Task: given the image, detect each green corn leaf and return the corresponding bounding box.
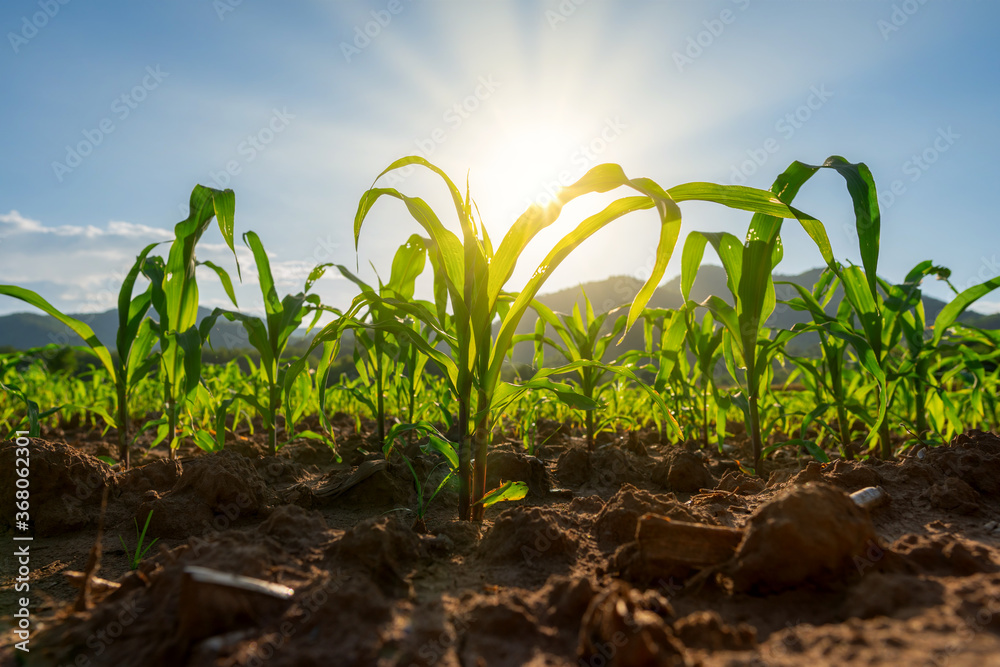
[387,234,428,300]
[244,231,282,320]
[0,285,116,379]
[492,375,599,412]
[125,318,159,387]
[813,157,880,297]
[700,295,741,342]
[423,432,460,470]
[932,274,1000,346]
[116,242,163,361]
[700,232,744,298]
[192,429,221,453]
[211,187,239,279]
[480,480,528,508]
[491,195,658,387]
[669,181,802,218]
[354,187,466,299]
[166,186,237,334]
[306,262,335,293]
[839,265,883,359]
[681,232,708,301]
[365,155,472,243]
[198,260,239,308]
[176,326,205,398]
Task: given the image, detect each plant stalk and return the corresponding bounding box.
[471,388,490,522]
[878,383,893,459]
[748,393,763,476]
[457,396,471,521]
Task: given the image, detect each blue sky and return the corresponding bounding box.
[1,0,998,318]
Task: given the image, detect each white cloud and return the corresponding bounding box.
[975,300,1000,315]
[0,209,349,317]
[0,211,174,241]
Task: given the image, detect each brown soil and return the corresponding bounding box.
[3,424,1000,666]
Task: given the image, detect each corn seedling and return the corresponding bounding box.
[202,231,321,455]
[119,509,159,570]
[347,155,823,519]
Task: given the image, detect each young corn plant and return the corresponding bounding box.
[681,156,890,473]
[331,234,432,445]
[1,241,173,466]
[885,263,1000,442]
[0,351,63,438]
[142,185,240,460]
[202,231,321,455]
[526,293,630,449]
[383,420,527,532]
[681,307,726,450]
[616,307,689,438]
[119,509,159,570]
[779,269,861,458]
[344,156,820,521]
[547,296,674,447]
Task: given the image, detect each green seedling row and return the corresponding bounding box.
[2,156,998,522]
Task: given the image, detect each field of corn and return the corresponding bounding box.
[3,156,1000,666]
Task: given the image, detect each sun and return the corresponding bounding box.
[473,122,587,227]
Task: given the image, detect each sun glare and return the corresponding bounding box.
[474,122,587,227]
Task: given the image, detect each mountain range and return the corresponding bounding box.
[1,267,996,358]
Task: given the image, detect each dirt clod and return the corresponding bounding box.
[717,469,765,494]
[578,581,685,667]
[479,506,577,568]
[329,515,421,596]
[891,532,998,576]
[138,450,274,538]
[727,482,876,593]
[555,447,592,487]
[257,504,329,553]
[1,439,113,534]
[651,450,715,493]
[922,476,981,514]
[593,484,714,548]
[840,572,944,619]
[673,610,757,651]
[485,450,551,498]
[117,458,182,496]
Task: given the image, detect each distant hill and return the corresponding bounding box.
[527,265,962,330]
[0,306,253,353]
[505,266,991,363]
[0,269,992,361]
